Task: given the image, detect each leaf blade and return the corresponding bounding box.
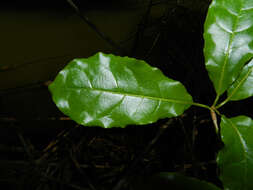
[204,0,253,96]
[227,60,253,101]
[49,52,193,128]
[217,115,253,190]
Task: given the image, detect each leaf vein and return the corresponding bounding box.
[227,118,248,188]
[64,86,192,105]
[227,67,253,101]
[216,22,233,34]
[131,97,144,118]
[242,6,253,11]
[98,95,126,119]
[216,4,243,96]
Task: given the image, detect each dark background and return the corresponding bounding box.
[0,0,252,189]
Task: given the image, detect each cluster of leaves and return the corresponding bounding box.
[49,0,253,189]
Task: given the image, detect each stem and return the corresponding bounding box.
[190,102,212,111]
[210,107,219,134]
[212,95,220,107]
[216,67,253,109]
[216,99,228,109]
[191,102,220,134]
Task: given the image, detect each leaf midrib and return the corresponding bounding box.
[228,67,253,100]
[227,118,248,189]
[217,4,243,96]
[64,86,192,105]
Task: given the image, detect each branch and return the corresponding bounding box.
[66,0,127,55]
[130,0,153,56]
[0,55,71,72]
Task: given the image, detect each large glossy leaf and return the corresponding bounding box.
[49,52,193,128]
[204,0,253,96]
[217,115,253,190]
[130,172,221,190]
[227,59,253,101]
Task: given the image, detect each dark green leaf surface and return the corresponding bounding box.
[217,116,253,190]
[49,52,192,128]
[227,60,253,101]
[131,172,221,190]
[204,0,253,96]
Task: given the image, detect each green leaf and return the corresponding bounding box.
[204,0,253,96]
[227,60,253,101]
[217,115,253,190]
[49,52,193,128]
[130,172,221,190]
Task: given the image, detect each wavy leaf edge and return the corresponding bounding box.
[217,115,253,190]
[227,61,253,101]
[49,52,193,128]
[204,0,253,97]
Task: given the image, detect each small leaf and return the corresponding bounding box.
[227,60,253,101]
[217,115,253,190]
[49,52,193,128]
[204,0,253,96]
[130,172,221,190]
